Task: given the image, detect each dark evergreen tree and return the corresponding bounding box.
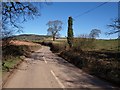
[67,16,74,48]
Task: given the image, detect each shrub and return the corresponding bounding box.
[73,35,95,52]
[50,43,66,53]
[60,50,120,85]
[60,50,86,69]
[2,45,32,61]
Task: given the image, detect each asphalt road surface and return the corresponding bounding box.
[3,46,117,89]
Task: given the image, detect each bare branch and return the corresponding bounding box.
[46,20,63,41]
[2,2,40,38]
[107,18,120,35]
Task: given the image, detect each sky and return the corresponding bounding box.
[19,1,118,39]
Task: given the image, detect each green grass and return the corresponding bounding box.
[2,41,41,73]
[4,57,20,68]
[95,39,119,51]
[35,38,119,52]
[2,56,22,72]
[9,34,119,51]
[73,38,119,51]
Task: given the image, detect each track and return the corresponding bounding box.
[3,46,117,89]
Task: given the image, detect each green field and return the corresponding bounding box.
[10,34,120,52]
[50,38,119,51]
[95,39,119,51]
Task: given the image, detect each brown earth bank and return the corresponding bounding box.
[2,40,41,58]
[2,40,40,46]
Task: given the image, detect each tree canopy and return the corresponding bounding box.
[89,29,101,39]
[67,16,74,48]
[46,20,63,41]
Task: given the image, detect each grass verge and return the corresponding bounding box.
[40,40,120,87]
[2,40,41,85]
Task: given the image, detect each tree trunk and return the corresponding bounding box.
[53,36,55,41]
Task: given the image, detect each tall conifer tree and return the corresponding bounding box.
[67,16,74,48]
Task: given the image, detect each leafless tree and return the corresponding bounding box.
[2,2,41,37]
[107,18,120,35]
[89,29,101,39]
[1,0,53,38]
[46,20,63,41]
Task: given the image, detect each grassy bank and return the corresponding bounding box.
[40,38,120,86]
[60,50,120,85]
[2,40,41,73]
[2,56,22,72]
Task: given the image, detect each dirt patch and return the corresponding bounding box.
[9,40,40,46]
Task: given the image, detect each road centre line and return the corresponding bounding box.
[50,70,65,89]
[42,52,65,89]
[43,57,47,64]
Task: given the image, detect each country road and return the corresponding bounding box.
[3,46,117,89]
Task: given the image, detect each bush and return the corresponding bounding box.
[41,41,52,47]
[2,45,32,61]
[73,37,95,52]
[60,50,86,69]
[50,43,66,53]
[41,41,66,53]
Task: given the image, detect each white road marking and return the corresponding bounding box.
[43,57,47,64]
[50,70,65,89]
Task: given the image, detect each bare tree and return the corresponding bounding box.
[1,1,53,38]
[107,18,120,35]
[46,20,63,41]
[89,29,101,39]
[2,2,41,37]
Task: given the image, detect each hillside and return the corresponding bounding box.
[2,34,52,42]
